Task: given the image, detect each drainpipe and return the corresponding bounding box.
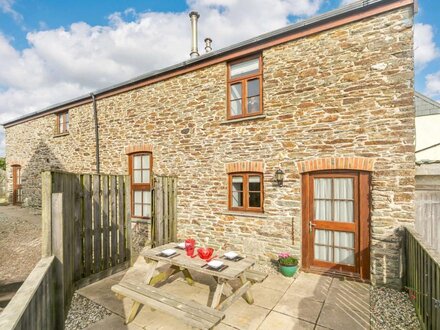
[91,93,100,174]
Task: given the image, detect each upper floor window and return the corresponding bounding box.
[129,153,152,219]
[228,172,263,212]
[227,55,262,119]
[56,111,69,134]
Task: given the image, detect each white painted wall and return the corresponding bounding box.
[416,113,440,161]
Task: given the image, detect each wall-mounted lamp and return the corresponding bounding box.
[275,169,285,187]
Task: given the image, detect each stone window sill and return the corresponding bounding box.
[131,217,151,224]
[217,210,268,218]
[220,114,266,125]
[53,132,69,138]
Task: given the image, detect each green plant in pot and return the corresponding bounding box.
[278,252,298,277]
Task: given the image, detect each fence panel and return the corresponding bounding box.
[152,175,178,247]
[416,189,440,253]
[405,227,440,330]
[0,257,56,330]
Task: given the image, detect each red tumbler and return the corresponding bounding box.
[185,239,196,256]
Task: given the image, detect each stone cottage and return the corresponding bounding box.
[3,0,416,287]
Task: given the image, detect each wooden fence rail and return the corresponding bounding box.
[405,226,440,330]
[0,256,56,329]
[152,175,177,247]
[415,189,440,253]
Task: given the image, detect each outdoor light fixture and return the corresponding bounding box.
[275,169,285,187]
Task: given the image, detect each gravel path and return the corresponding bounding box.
[65,293,112,329]
[371,286,421,329]
[0,205,42,313]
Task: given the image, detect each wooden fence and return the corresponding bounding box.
[0,257,56,329]
[0,171,132,329]
[415,189,440,253]
[152,175,177,247]
[404,226,440,330]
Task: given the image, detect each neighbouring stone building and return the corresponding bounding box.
[3,0,416,287]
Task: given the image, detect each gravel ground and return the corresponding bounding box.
[65,293,112,329]
[0,205,42,313]
[371,286,421,329]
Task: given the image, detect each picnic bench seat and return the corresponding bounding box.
[111,279,225,329]
[244,269,268,283]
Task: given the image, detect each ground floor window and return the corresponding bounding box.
[128,153,152,219]
[228,172,263,212]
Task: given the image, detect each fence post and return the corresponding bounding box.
[41,172,52,257]
[124,175,132,265]
[51,192,65,329]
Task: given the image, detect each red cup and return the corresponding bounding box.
[185,239,195,256]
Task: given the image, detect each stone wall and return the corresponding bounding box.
[5,5,415,287]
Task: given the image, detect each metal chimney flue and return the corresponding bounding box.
[189,11,200,58]
[204,37,212,53]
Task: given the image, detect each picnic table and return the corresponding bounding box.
[111,242,267,329]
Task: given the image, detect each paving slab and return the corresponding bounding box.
[285,274,332,302]
[222,299,271,330]
[317,302,370,330]
[258,311,315,330]
[85,314,143,330]
[273,293,323,323]
[251,284,285,309]
[258,273,295,292]
[132,306,194,329]
[325,287,370,314]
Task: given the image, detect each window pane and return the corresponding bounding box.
[247,96,260,114]
[143,204,151,217]
[134,156,142,170]
[134,191,142,203]
[314,179,332,199]
[314,244,332,262]
[232,176,243,191]
[247,79,259,97]
[230,100,242,116]
[134,204,142,217]
[315,229,332,245]
[133,170,142,183]
[142,155,150,169]
[230,83,242,100]
[334,231,354,249]
[248,175,260,191]
[334,248,355,265]
[230,58,259,79]
[249,192,261,207]
[232,192,243,207]
[334,178,353,199]
[142,170,150,183]
[334,201,354,222]
[314,200,332,221]
[143,191,151,204]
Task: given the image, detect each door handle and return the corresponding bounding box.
[309,221,316,233]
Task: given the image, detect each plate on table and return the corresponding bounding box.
[223,251,244,262]
[176,242,186,249]
[159,248,177,257]
[208,260,224,269]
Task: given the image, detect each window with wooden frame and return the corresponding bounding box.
[56,111,69,134]
[12,165,22,205]
[129,153,152,219]
[227,55,263,119]
[228,173,263,212]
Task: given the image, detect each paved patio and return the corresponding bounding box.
[77,263,371,329]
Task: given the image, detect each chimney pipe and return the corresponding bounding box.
[204,37,212,53]
[189,11,200,58]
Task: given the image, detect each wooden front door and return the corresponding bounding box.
[302,171,370,280]
[12,165,22,205]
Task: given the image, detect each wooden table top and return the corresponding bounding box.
[141,243,255,280]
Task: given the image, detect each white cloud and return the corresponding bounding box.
[0,0,325,156]
[0,0,23,23]
[340,0,357,6]
[414,23,439,70]
[426,72,440,98]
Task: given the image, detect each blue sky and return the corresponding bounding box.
[0,0,439,156]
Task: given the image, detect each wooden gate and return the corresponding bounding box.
[152,175,177,247]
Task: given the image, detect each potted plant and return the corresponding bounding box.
[278,252,298,277]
